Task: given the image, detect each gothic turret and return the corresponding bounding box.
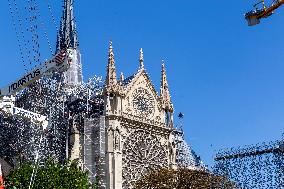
[56,0,83,86]
[160,61,174,127]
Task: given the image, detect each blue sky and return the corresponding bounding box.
[0,0,284,167]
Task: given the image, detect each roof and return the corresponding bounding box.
[121,74,136,86]
[175,130,207,170]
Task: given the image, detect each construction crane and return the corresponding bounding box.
[0,48,74,129]
[0,47,75,189]
[245,0,284,26]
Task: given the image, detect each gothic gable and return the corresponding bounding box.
[121,69,163,121]
[124,70,158,99]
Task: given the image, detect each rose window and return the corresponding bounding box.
[122,130,168,188]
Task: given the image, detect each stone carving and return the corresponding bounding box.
[114,129,120,151]
[169,133,177,165]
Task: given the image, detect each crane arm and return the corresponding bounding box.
[0,48,72,97]
[0,48,75,130]
[245,0,284,26]
[259,0,284,18]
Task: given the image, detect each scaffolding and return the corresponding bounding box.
[214,137,284,188]
[83,117,106,187]
[175,129,205,170]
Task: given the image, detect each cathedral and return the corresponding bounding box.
[0,0,204,188]
[58,1,205,188]
[84,41,180,188]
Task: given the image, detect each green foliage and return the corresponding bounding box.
[134,167,236,189]
[4,159,97,189]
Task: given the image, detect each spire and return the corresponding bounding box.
[160,61,173,112]
[56,0,83,86]
[56,0,79,51]
[139,48,144,69]
[106,41,117,87]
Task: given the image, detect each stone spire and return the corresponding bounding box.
[105,41,117,87]
[160,61,173,112]
[139,48,144,69]
[56,0,83,86]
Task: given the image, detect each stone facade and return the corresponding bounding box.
[58,5,179,187]
[91,42,177,189]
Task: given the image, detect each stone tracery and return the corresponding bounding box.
[122,130,168,188]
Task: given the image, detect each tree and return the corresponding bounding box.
[4,159,97,189]
[134,167,236,189]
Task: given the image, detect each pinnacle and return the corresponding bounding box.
[139,48,144,69]
[120,72,124,81]
[109,40,113,51]
[161,60,165,68]
[160,61,173,112]
[108,40,114,59]
[106,41,117,87]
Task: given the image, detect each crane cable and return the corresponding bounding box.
[26,0,41,66]
[44,0,60,56]
[14,0,34,69]
[8,0,28,72]
[45,0,59,36]
[34,0,53,55]
[7,0,75,70]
